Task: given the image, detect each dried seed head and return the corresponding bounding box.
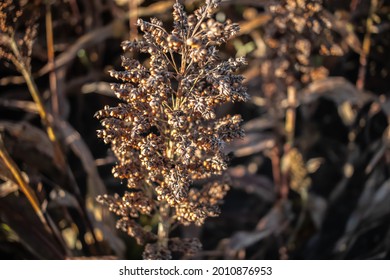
[261,0,344,115]
[0,1,38,71]
[96,0,247,258]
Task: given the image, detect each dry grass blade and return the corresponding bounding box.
[3,34,66,168]
[238,14,271,35]
[228,229,272,251]
[45,1,60,116]
[0,121,62,173]
[0,179,19,198]
[298,77,372,106]
[0,194,66,259]
[57,120,125,256]
[356,0,378,90]
[225,133,275,157]
[228,166,275,202]
[59,120,107,200]
[0,134,47,228]
[0,99,39,114]
[226,201,290,252]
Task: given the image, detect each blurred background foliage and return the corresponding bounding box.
[0,0,390,259]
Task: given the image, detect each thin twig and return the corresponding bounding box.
[129,0,138,40]
[356,0,378,90]
[285,86,296,146]
[270,145,282,195]
[45,0,60,116]
[0,135,69,257]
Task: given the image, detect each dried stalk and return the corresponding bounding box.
[285,86,297,146]
[0,135,47,228]
[356,0,378,90]
[8,36,65,168]
[45,0,60,116]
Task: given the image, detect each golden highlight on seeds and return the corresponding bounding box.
[95,0,248,259]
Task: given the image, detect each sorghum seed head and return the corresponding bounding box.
[96,0,247,259]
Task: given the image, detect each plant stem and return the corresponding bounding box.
[9,37,65,168]
[0,135,69,257]
[356,0,378,90]
[157,202,170,248]
[45,0,60,116]
[0,135,47,228]
[285,86,296,146]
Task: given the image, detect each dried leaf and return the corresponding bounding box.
[226,133,275,157]
[228,166,275,202]
[307,194,327,229]
[228,229,272,251]
[0,180,18,198]
[299,77,372,106]
[56,120,125,256]
[0,194,66,259]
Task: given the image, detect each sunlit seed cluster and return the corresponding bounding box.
[95,0,247,258]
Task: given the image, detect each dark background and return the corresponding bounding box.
[0,0,390,259]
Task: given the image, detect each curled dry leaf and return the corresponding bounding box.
[299,77,373,106]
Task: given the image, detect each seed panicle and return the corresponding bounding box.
[95,0,247,259]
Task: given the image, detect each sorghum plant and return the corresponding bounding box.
[95,0,248,259]
[260,0,344,114]
[0,0,65,166]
